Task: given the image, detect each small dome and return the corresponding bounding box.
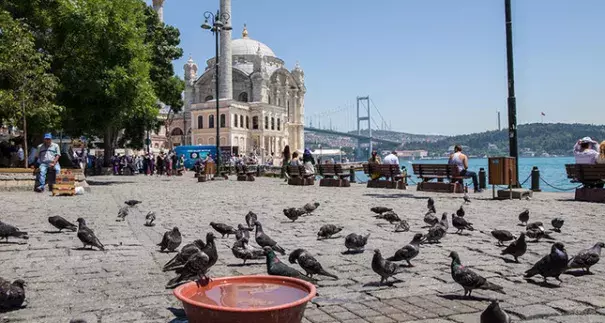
[231,25,276,57]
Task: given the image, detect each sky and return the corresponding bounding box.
[150,0,605,136]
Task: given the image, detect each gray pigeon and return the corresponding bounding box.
[456,206,465,218]
[526,221,543,231]
[424,223,447,244]
[501,232,527,262]
[438,213,449,230]
[303,202,320,215]
[235,224,253,241]
[372,249,405,285]
[386,233,423,266]
[317,224,343,239]
[491,230,515,246]
[481,300,511,323]
[378,211,401,224]
[245,211,258,228]
[76,218,104,251]
[518,209,529,225]
[0,278,25,310]
[568,242,605,273]
[463,193,471,204]
[263,247,316,283]
[394,220,410,232]
[289,249,338,279]
[371,206,393,215]
[163,239,206,272]
[231,237,264,265]
[48,216,77,232]
[254,221,285,255]
[452,214,474,234]
[551,218,564,232]
[210,222,237,238]
[0,221,28,242]
[116,206,129,221]
[427,197,436,214]
[424,212,439,227]
[524,242,568,283]
[166,249,213,289]
[158,227,182,252]
[144,211,156,227]
[283,208,304,222]
[526,226,555,242]
[449,251,505,297]
[344,233,370,252]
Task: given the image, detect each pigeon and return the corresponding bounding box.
[116,206,129,221]
[232,237,264,265]
[481,300,511,323]
[48,216,77,232]
[317,224,343,239]
[526,221,543,231]
[551,218,564,232]
[76,218,104,251]
[289,249,338,279]
[518,209,529,225]
[283,208,305,222]
[235,224,253,241]
[371,206,393,215]
[263,247,316,283]
[463,193,471,204]
[303,202,320,215]
[0,278,26,310]
[425,223,447,244]
[166,249,213,289]
[382,211,401,224]
[0,221,28,242]
[452,214,474,234]
[254,221,286,255]
[372,249,405,285]
[438,212,449,230]
[158,227,182,252]
[210,222,237,238]
[456,206,465,218]
[124,200,141,207]
[163,239,206,272]
[449,251,505,297]
[144,211,156,227]
[491,230,515,246]
[394,220,410,232]
[245,211,258,228]
[524,242,569,283]
[526,226,555,242]
[427,197,436,214]
[344,233,370,252]
[424,212,439,227]
[567,242,605,273]
[386,233,423,266]
[501,233,527,262]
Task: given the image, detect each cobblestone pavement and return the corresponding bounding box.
[1,175,605,322]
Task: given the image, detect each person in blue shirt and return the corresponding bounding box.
[33,133,61,192]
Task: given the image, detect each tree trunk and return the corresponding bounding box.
[103,128,116,167]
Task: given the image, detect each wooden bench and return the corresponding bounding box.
[287,165,315,186]
[565,164,605,203]
[362,163,406,189]
[236,164,256,182]
[412,164,470,193]
[317,164,351,187]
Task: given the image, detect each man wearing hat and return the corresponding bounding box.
[34,133,61,192]
[574,136,599,164]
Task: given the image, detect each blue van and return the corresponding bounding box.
[174,145,217,169]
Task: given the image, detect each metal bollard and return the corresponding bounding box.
[479,168,486,189]
[531,166,541,192]
[349,166,355,183]
[401,166,408,185]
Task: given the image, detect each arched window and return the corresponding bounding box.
[171,128,184,136]
[287,101,290,119]
[197,116,203,129]
[240,115,244,128]
[205,95,214,102]
[220,114,226,128]
[265,116,269,129]
[277,118,281,131]
[271,117,275,130]
[234,114,238,128]
[238,92,248,102]
[277,98,281,107]
[252,116,258,129]
[268,96,272,105]
[209,114,215,128]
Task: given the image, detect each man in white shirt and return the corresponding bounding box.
[574,137,599,164]
[34,133,61,192]
[383,151,400,166]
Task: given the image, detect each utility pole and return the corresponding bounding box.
[505,0,519,186]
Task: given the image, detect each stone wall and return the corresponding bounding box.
[0,168,88,192]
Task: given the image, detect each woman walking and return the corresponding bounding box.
[281,145,291,180]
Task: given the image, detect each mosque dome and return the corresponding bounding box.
[231,24,276,57]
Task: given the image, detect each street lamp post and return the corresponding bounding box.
[504,0,519,186]
[202,10,231,177]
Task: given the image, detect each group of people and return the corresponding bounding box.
[110,151,186,176]
[280,145,317,179]
[573,136,605,165]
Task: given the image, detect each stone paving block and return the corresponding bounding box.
[364,315,396,323]
[553,315,605,323]
[319,305,349,314]
[576,296,605,308]
[508,304,561,320]
[446,312,481,323]
[598,308,605,315]
[546,299,594,314]
[521,320,557,323]
[348,307,382,318]
[329,310,362,321]
[307,313,338,323]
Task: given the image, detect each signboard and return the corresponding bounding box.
[174,145,217,169]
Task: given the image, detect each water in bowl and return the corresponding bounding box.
[190,282,308,309]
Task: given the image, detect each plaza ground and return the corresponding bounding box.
[1,175,605,322]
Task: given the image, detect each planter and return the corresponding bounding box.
[173,275,316,323]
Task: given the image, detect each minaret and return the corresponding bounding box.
[219,0,233,100]
[183,56,198,112]
[152,0,165,23]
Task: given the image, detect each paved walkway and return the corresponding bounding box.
[1,175,605,322]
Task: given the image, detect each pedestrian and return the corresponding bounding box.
[32,133,61,192]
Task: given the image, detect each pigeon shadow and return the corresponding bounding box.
[144,223,156,227]
[317,236,342,240]
[363,279,403,287]
[437,294,492,302]
[87,180,135,186]
[0,305,27,313]
[564,270,593,277]
[455,232,472,236]
[0,241,27,245]
[227,262,263,267]
[517,224,527,227]
[341,250,365,255]
[500,257,520,264]
[524,278,561,288]
[280,221,304,224]
[362,193,416,199]
[166,307,187,319]
[71,247,102,251]
[42,230,67,234]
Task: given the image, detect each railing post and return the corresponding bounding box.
[479,167,486,189]
[401,166,408,185]
[349,166,355,183]
[531,166,541,192]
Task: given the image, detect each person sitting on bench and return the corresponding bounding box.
[367,150,382,180]
[574,137,599,164]
[33,133,61,193]
[448,145,481,193]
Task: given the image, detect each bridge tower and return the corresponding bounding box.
[356,96,371,161]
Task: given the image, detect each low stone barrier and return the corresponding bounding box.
[0,168,89,192]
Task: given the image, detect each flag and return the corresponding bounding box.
[541,112,546,116]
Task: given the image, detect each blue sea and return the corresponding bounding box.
[354,157,577,193]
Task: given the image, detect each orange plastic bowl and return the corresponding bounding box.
[173,275,316,323]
